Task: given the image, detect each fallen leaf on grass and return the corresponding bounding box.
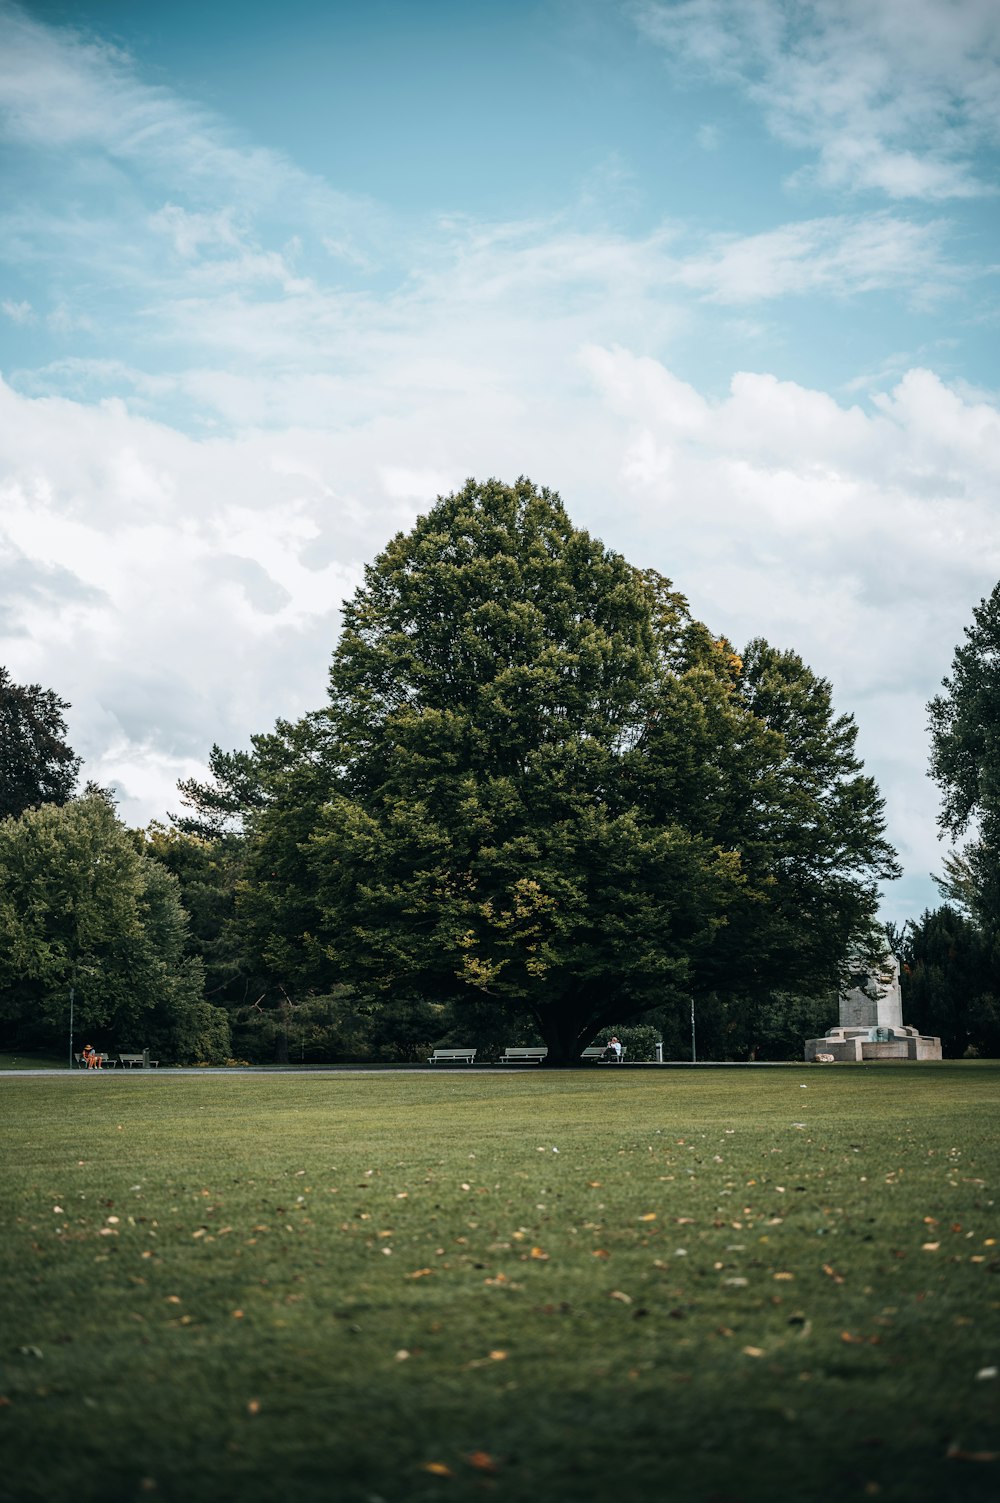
[247,1400,260,1416]
[742,1346,765,1358]
[822,1264,845,1284]
[922,1242,940,1252]
[774,1272,795,1281]
[462,1350,508,1369]
[592,1249,610,1259]
[467,1452,499,1472]
[423,1462,453,1476]
[407,1268,433,1279]
[609,1290,633,1304]
[530,1246,549,1260]
[638,1213,657,1222]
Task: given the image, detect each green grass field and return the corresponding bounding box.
[1,1065,998,1503]
[0,1052,69,1071]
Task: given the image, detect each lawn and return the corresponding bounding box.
[0,1051,70,1071]
[1,1064,998,1503]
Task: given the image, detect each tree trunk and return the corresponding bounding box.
[538,1010,595,1067]
[275,1000,290,1064]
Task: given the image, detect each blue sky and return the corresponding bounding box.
[1,0,999,925]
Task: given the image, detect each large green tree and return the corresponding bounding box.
[897,906,1000,1059]
[928,582,1000,935]
[218,478,895,1063]
[0,667,81,820]
[0,794,229,1062]
[910,584,1000,1062]
[691,638,899,1021]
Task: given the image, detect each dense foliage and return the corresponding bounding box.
[0,666,81,820]
[0,794,229,1062]
[897,584,1000,1059]
[182,478,897,1063]
[896,906,1000,1059]
[928,581,1000,938]
[1,484,910,1064]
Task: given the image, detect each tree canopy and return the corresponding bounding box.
[0,666,81,820]
[205,477,896,1063]
[896,906,1000,1059]
[928,581,1000,935]
[909,582,1000,1060]
[0,793,229,1062]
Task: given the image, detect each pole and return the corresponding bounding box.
[691,997,696,1064]
[69,984,75,1069]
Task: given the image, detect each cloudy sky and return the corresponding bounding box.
[1,0,998,923]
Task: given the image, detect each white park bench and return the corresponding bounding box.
[118,1053,160,1068]
[580,1045,627,1063]
[427,1048,477,1065]
[499,1047,548,1064]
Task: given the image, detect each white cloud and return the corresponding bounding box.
[635,0,1000,199]
[1,354,997,925]
[2,297,33,323]
[148,203,244,259]
[0,0,995,929]
[0,3,974,412]
[579,346,1000,909]
[380,466,460,501]
[670,214,953,304]
[0,3,382,261]
[47,301,93,333]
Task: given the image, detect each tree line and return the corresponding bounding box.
[1,479,996,1063]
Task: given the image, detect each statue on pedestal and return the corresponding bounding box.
[804,938,942,1062]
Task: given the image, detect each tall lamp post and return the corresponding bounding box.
[691,996,697,1064]
[68,963,95,1068]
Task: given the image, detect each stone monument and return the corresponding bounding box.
[804,945,943,1061]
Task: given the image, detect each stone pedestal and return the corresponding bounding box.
[804,949,942,1062]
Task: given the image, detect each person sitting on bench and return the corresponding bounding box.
[603,1035,622,1062]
